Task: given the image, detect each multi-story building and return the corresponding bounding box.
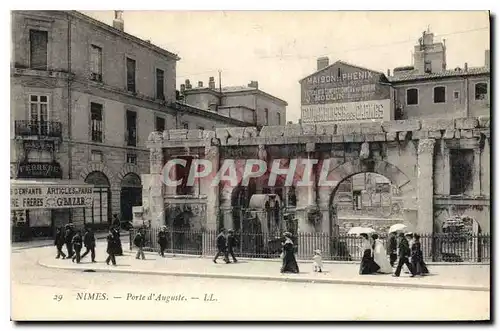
[181,79,287,127]
[298,29,490,229]
[10,10,252,239]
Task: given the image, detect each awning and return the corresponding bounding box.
[11,179,95,210]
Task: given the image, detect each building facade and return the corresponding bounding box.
[10,10,253,239]
[181,79,288,127]
[297,30,490,229]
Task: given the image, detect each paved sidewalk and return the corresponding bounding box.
[38,242,490,292]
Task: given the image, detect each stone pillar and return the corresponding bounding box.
[480,137,490,197]
[417,139,435,235]
[473,147,481,196]
[220,186,233,230]
[149,146,165,228]
[203,144,219,231]
[434,141,450,195]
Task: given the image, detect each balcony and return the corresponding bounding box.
[14,120,62,140]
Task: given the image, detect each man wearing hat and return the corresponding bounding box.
[226,229,238,263]
[157,226,168,258]
[213,228,229,264]
[393,232,415,277]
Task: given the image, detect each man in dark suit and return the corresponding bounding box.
[213,229,229,264]
[81,227,96,262]
[387,233,398,267]
[393,232,415,277]
[226,229,238,263]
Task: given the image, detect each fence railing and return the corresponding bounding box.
[129,228,490,263]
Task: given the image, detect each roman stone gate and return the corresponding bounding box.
[144,117,490,255]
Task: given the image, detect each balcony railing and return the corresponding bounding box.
[14,120,62,139]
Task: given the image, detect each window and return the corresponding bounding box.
[433,86,446,103]
[91,150,103,162]
[90,45,102,81]
[27,150,52,163]
[424,61,432,73]
[182,122,189,130]
[90,102,103,142]
[155,116,165,132]
[450,149,474,195]
[197,126,205,130]
[454,91,460,100]
[337,68,342,77]
[156,68,165,100]
[475,83,488,100]
[126,58,136,93]
[126,110,137,146]
[406,88,418,105]
[277,112,281,125]
[29,94,49,135]
[352,190,362,210]
[29,30,48,70]
[126,153,137,165]
[264,108,269,125]
[175,156,195,195]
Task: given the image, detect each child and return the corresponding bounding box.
[134,229,146,260]
[313,249,323,272]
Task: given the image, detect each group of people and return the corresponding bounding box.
[359,231,429,277]
[54,220,123,266]
[213,228,239,263]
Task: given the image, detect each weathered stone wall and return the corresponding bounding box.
[146,117,491,246]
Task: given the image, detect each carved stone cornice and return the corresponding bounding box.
[417,139,435,155]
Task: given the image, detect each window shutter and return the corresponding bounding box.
[30,30,48,70]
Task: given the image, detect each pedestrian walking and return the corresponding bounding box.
[105,229,117,266]
[411,234,429,276]
[81,227,96,262]
[64,224,75,258]
[280,232,299,273]
[213,229,229,264]
[312,249,323,272]
[387,232,398,267]
[134,229,146,260]
[393,232,415,277]
[54,227,66,259]
[226,229,238,263]
[157,226,167,257]
[112,213,121,228]
[113,226,123,256]
[71,230,83,263]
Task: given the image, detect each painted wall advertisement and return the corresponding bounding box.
[300,63,392,123]
[11,185,94,210]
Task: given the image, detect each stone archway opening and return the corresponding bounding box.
[85,171,111,228]
[120,173,142,222]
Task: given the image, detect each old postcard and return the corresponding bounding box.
[9,9,490,321]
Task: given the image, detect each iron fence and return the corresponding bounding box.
[129,228,490,263]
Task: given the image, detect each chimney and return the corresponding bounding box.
[198,81,203,88]
[208,77,215,89]
[248,81,259,89]
[185,79,192,89]
[113,11,124,31]
[387,69,391,76]
[485,50,490,68]
[464,63,468,72]
[317,57,329,71]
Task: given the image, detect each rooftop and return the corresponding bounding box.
[389,66,490,83]
[183,85,288,106]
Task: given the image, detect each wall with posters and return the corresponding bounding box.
[300,61,393,123]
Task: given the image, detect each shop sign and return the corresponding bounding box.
[17,162,63,179]
[11,185,94,210]
[301,99,390,123]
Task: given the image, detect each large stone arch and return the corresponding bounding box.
[327,158,412,205]
[79,162,114,182]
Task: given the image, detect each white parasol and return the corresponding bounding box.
[347,227,376,235]
[389,223,407,233]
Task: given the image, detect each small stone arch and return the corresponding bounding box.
[79,163,113,182]
[117,164,141,183]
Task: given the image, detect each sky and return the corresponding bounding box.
[82,11,490,123]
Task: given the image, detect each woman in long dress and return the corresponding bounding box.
[280,232,299,273]
[359,233,379,274]
[411,234,429,275]
[371,233,393,273]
